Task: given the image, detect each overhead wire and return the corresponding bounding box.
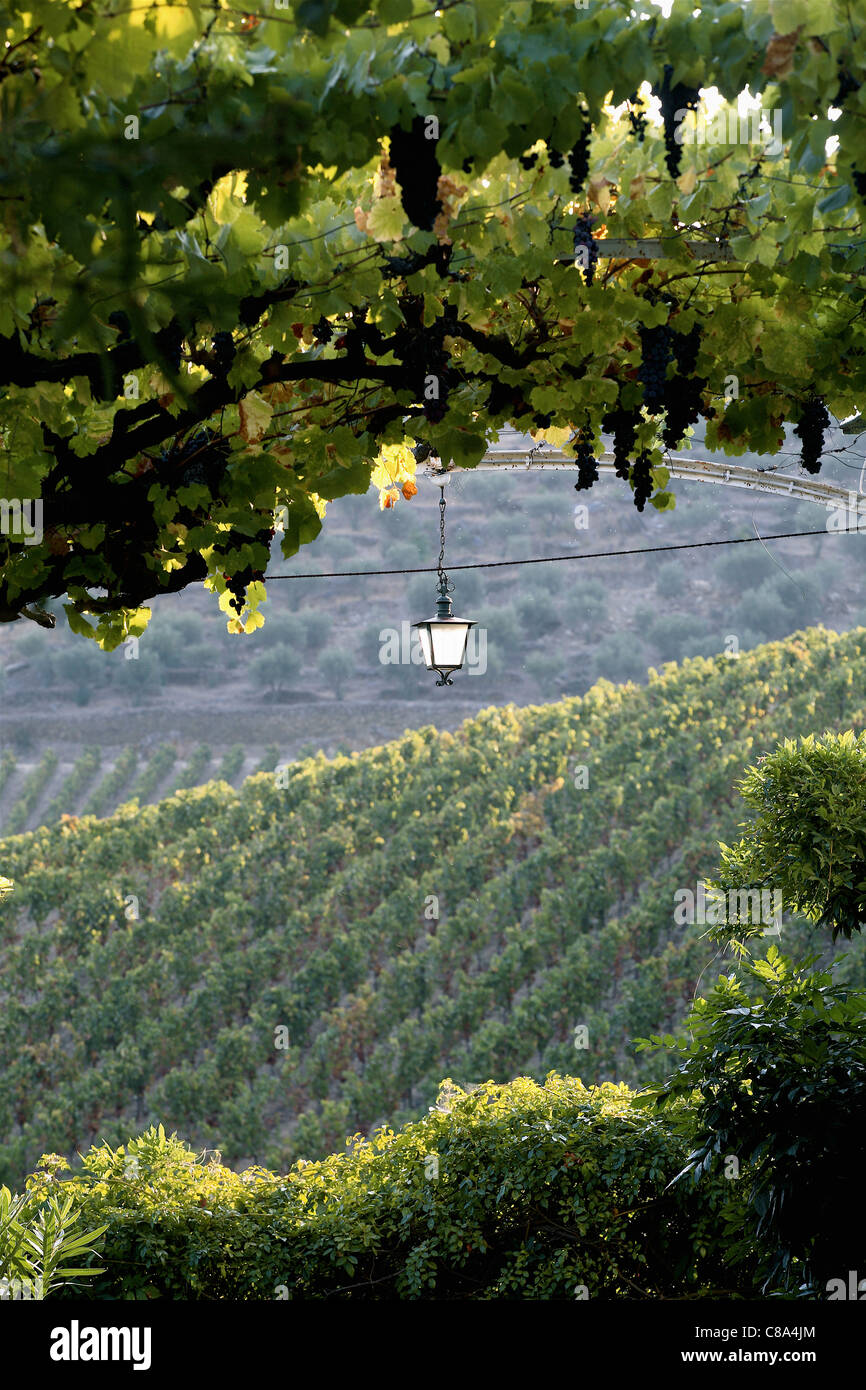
[268,526,858,581]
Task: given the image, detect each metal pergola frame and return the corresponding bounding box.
[421,430,866,517]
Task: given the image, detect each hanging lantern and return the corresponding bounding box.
[412,484,476,686]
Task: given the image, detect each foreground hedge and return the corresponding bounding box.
[38,1075,753,1300]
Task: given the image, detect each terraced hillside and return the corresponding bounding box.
[1,625,865,1185]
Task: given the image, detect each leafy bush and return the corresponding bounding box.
[712,730,866,941]
[638,951,866,1295]
[48,1083,751,1301]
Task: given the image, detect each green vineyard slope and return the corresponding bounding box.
[0,626,864,1184]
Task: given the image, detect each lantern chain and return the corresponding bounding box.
[437,486,454,595]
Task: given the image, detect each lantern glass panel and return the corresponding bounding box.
[428,620,472,671]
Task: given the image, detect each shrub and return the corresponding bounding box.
[638,952,866,1295]
[712,729,866,941]
[47,1081,751,1301]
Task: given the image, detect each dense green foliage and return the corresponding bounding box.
[1,625,865,1184]
[1,0,864,643]
[712,730,866,941]
[639,949,866,1295]
[40,1081,751,1301]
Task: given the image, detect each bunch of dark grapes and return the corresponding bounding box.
[312,316,334,345]
[162,322,184,373]
[533,411,554,429]
[573,215,598,286]
[631,449,654,511]
[854,169,866,197]
[568,114,593,196]
[602,405,639,479]
[834,59,861,105]
[655,64,700,177]
[108,310,131,340]
[165,428,230,491]
[224,523,272,616]
[212,331,235,376]
[548,148,565,169]
[627,101,647,144]
[638,323,673,411]
[662,323,705,449]
[392,296,456,424]
[572,427,599,492]
[519,151,538,170]
[795,396,830,474]
[226,568,252,616]
[389,116,442,231]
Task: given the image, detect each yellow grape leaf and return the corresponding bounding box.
[537,426,573,448]
[588,176,613,214]
[238,391,273,443]
[677,165,698,196]
[365,196,408,242]
[370,442,416,492]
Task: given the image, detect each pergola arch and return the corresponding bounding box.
[420,426,866,519]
